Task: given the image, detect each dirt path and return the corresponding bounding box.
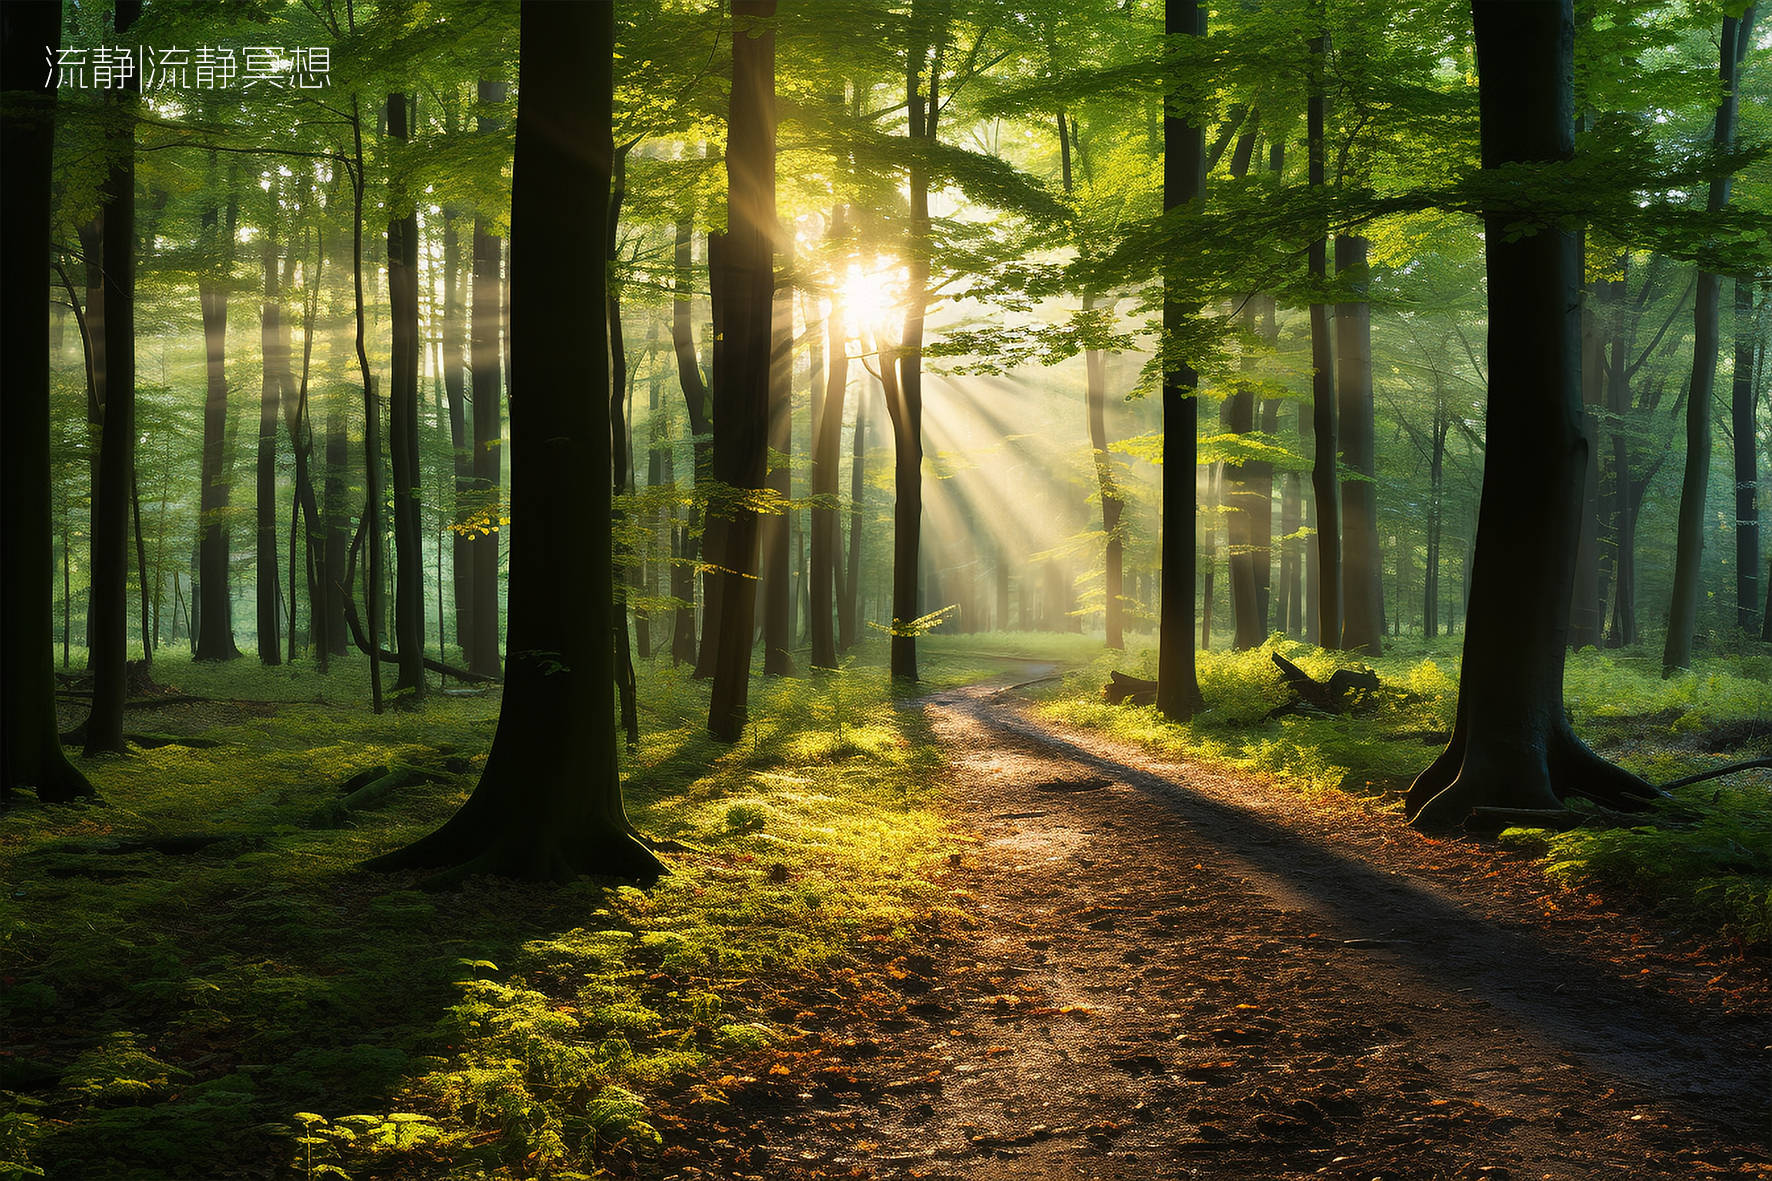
[653,675,1771,1181]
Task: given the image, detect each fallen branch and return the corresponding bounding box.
[335,583,494,684]
[1102,671,1157,706]
[1265,653,1381,719]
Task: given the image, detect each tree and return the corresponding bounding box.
[1336,233,1383,654]
[368,0,662,885]
[1664,6,1756,674]
[84,0,144,753]
[194,158,241,665]
[387,91,426,699]
[1735,277,1762,633]
[809,209,850,670]
[1156,0,1205,721]
[1306,15,1342,651]
[256,194,284,666]
[706,0,778,739]
[2,0,94,803]
[1405,0,1656,830]
[467,78,506,681]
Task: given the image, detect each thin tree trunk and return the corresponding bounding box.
[1308,21,1342,651]
[387,92,426,698]
[811,228,848,669]
[1157,0,1205,720]
[257,227,284,664]
[351,96,386,715]
[467,79,506,681]
[1733,278,1761,633]
[1335,234,1382,654]
[608,146,640,747]
[1664,8,1755,673]
[841,392,865,650]
[762,257,795,675]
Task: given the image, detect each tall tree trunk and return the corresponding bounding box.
[1201,463,1219,650]
[1335,234,1382,654]
[1407,0,1654,829]
[706,0,778,739]
[78,214,105,656]
[1280,462,1302,636]
[671,216,711,668]
[2,0,95,801]
[195,186,241,664]
[84,1,144,754]
[468,79,507,681]
[811,222,848,669]
[324,406,349,655]
[1085,297,1127,649]
[1157,0,1205,720]
[1568,279,1605,648]
[367,0,661,885]
[387,92,426,698]
[762,259,795,675]
[1664,7,1755,673]
[608,147,640,746]
[885,12,941,683]
[257,226,284,664]
[1732,278,1761,633]
[351,97,386,714]
[1307,22,1342,650]
[841,392,865,650]
[442,212,472,661]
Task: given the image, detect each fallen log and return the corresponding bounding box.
[335,584,495,684]
[1265,653,1381,719]
[1102,671,1158,706]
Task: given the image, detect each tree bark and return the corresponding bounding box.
[366,0,661,885]
[1732,278,1761,634]
[1157,0,1205,720]
[706,0,778,738]
[1407,0,1655,829]
[442,211,472,660]
[467,79,506,681]
[387,92,426,699]
[1335,234,1382,654]
[1664,7,1755,673]
[841,392,866,650]
[83,1,145,754]
[762,256,795,675]
[1308,23,1342,650]
[672,216,712,668]
[811,215,848,669]
[608,146,640,747]
[257,224,284,664]
[2,0,95,801]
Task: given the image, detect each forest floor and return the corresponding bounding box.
[650,666,1772,1181]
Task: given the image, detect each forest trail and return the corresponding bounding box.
[653,670,1771,1181]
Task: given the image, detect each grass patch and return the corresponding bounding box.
[1035,633,1772,944]
[2,640,958,1180]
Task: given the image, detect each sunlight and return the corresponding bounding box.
[838,258,906,338]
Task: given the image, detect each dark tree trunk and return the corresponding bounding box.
[1664,8,1755,673]
[257,228,284,664]
[350,97,386,715]
[78,215,105,657]
[1201,463,1219,650]
[83,1,144,753]
[468,79,506,681]
[885,13,941,684]
[1085,298,1127,649]
[323,407,349,656]
[1732,279,1761,633]
[608,147,639,747]
[1308,25,1342,651]
[1157,0,1205,720]
[387,92,426,698]
[1407,0,1655,829]
[1335,234,1382,655]
[762,261,795,675]
[811,219,848,669]
[1568,280,1605,648]
[841,393,865,650]
[2,0,95,801]
[367,0,660,885]
[706,0,777,739]
[671,216,711,668]
[1280,463,1302,636]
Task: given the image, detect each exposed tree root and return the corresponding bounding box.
[1407,723,1661,831]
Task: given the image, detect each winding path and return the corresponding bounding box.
[656,673,1771,1180]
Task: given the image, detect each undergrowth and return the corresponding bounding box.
[1035,633,1772,946]
[1,637,973,1180]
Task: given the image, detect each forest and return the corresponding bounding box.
[1,0,1770,1177]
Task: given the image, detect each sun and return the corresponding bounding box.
[837,259,903,336]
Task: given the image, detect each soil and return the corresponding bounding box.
[649,668,1772,1181]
